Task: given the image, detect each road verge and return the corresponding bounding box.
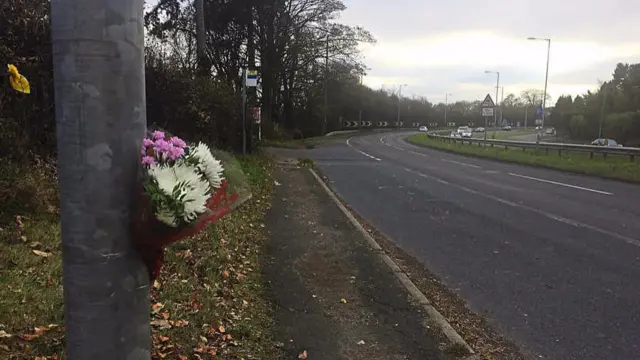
[408,134,640,183]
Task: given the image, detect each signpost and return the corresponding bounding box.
[480,93,496,141]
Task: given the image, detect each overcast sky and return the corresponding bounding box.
[338,0,640,104]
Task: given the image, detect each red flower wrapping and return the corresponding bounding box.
[133,179,239,281]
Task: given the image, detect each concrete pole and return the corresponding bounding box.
[51,1,151,359]
[542,39,551,128]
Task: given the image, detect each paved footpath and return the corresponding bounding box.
[264,156,452,360]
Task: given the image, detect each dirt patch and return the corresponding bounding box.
[264,161,455,360]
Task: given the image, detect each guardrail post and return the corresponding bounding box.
[545,148,549,155]
[630,154,635,162]
[603,152,607,160]
[589,152,594,159]
[558,149,561,157]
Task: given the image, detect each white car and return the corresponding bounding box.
[418,126,428,132]
[457,126,472,138]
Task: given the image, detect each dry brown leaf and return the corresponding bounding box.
[177,355,188,360]
[151,302,164,313]
[150,319,171,330]
[298,350,308,359]
[153,280,162,289]
[218,325,225,333]
[169,319,189,327]
[32,250,52,258]
[158,335,170,343]
[0,330,12,338]
[222,270,230,278]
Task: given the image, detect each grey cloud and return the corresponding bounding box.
[342,0,640,44]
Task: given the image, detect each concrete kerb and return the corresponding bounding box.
[308,168,475,357]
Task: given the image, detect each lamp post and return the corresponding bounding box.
[527,37,551,128]
[444,93,453,126]
[397,84,408,130]
[485,70,500,134]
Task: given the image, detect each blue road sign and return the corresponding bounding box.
[536,105,543,116]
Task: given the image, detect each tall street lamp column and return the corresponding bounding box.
[444,93,452,126]
[397,84,407,130]
[485,70,500,135]
[528,37,551,128]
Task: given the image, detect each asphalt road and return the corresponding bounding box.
[298,131,640,360]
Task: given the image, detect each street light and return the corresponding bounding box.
[485,70,500,128]
[444,93,453,126]
[397,84,408,130]
[527,37,551,128]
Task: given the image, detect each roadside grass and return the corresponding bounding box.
[0,153,283,360]
[408,133,640,183]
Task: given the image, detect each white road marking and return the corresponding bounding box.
[508,172,613,196]
[404,168,639,248]
[408,150,429,158]
[441,158,481,169]
[346,137,382,161]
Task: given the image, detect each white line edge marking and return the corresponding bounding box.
[441,158,481,169]
[403,168,639,248]
[346,137,382,161]
[408,150,429,157]
[508,172,613,196]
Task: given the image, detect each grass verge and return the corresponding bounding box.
[409,133,640,183]
[0,153,283,360]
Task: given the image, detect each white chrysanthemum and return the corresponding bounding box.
[190,142,224,188]
[149,163,211,226]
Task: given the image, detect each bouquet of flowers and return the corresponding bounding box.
[133,128,250,281]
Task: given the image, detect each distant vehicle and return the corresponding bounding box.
[545,128,556,135]
[591,138,623,147]
[418,126,428,132]
[535,126,542,130]
[457,126,472,138]
[501,125,512,131]
[450,131,462,138]
[474,127,485,133]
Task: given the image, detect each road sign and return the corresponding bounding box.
[246,69,258,87]
[536,105,543,116]
[365,121,372,127]
[482,107,494,117]
[480,94,495,108]
[360,121,365,127]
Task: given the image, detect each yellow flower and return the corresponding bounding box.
[7,64,30,94]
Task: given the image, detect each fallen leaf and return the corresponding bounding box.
[151,302,164,314]
[0,330,12,338]
[340,298,347,304]
[32,250,52,258]
[218,325,225,333]
[158,335,170,343]
[298,350,308,359]
[153,280,161,289]
[357,340,366,345]
[222,270,230,278]
[178,355,188,360]
[169,319,189,327]
[150,319,171,329]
